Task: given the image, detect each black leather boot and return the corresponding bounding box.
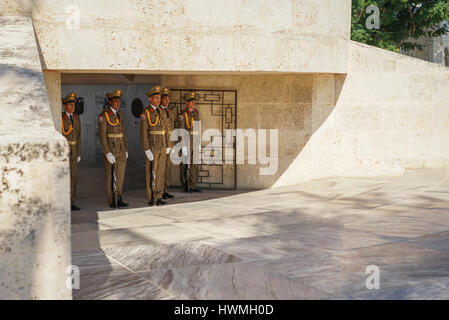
[162,192,174,199]
[117,195,129,207]
[71,204,80,211]
[156,199,168,206]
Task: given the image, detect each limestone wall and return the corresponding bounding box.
[274,41,449,187]
[0,0,351,74]
[0,17,71,299]
[43,71,62,131]
[161,73,342,189]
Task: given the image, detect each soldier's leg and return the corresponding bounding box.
[191,164,198,188]
[115,156,126,196]
[188,148,197,188]
[152,150,159,200]
[164,150,171,193]
[155,149,166,200]
[70,157,78,204]
[152,150,162,201]
[103,157,113,205]
[180,163,186,186]
[180,162,193,189]
[145,158,153,202]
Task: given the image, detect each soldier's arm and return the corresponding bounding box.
[169,112,175,147]
[76,116,81,157]
[180,113,189,149]
[140,113,150,152]
[164,114,169,147]
[121,112,128,152]
[98,114,111,156]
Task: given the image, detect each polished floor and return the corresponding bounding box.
[72,166,449,299]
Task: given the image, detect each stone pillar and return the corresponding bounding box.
[0,17,71,299]
[43,71,62,131]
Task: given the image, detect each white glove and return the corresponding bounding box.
[77,156,81,163]
[166,147,171,154]
[145,149,154,161]
[106,152,115,164]
[126,152,128,159]
[198,144,202,152]
[182,146,188,157]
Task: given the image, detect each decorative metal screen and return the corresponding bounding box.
[170,89,237,190]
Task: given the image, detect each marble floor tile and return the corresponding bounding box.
[101,242,241,272]
[74,264,174,300]
[174,218,282,239]
[341,214,449,238]
[139,262,329,299]
[407,230,449,253]
[201,236,312,261]
[344,278,449,299]
[71,224,224,251]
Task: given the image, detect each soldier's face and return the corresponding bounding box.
[109,98,121,110]
[149,94,161,106]
[161,95,170,107]
[64,102,75,114]
[186,100,195,109]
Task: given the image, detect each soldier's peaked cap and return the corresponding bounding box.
[183,92,198,102]
[161,88,170,97]
[106,89,123,100]
[146,85,162,97]
[62,92,77,104]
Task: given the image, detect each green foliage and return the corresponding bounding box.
[351,0,449,52]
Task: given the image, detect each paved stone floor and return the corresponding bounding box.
[72,165,449,299]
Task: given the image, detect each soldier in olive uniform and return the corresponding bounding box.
[98,89,130,208]
[180,92,202,193]
[61,93,82,211]
[140,85,168,206]
[159,88,175,199]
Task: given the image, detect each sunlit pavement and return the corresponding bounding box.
[72,167,449,299]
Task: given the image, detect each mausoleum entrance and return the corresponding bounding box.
[61,81,238,193]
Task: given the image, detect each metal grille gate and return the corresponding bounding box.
[170,89,237,190]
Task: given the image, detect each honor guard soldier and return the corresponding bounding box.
[61,93,81,211]
[98,89,130,208]
[180,92,201,193]
[160,88,175,200]
[140,85,168,206]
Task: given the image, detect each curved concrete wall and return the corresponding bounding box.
[274,41,449,187]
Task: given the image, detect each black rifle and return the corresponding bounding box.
[184,162,190,193]
[150,119,157,203]
[111,114,118,210]
[111,162,118,210]
[150,158,156,203]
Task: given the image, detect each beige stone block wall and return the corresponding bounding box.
[161,73,330,189]
[0,0,351,74]
[274,41,449,187]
